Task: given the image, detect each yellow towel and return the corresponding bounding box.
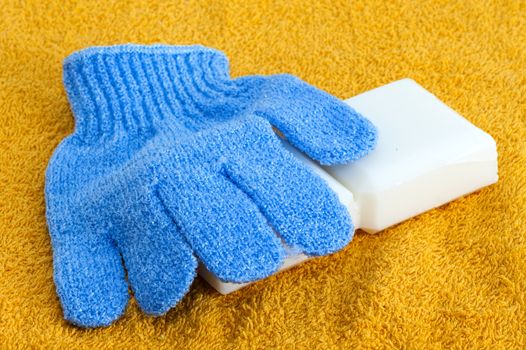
[0,1,524,348]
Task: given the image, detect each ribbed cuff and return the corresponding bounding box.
[63,44,233,141]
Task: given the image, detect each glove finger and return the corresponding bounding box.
[243,74,377,165]
[157,170,285,283]
[222,146,354,256]
[50,218,128,328]
[114,189,198,316]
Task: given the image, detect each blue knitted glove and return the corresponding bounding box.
[45,45,377,327]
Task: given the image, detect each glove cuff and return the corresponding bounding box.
[62,44,231,141]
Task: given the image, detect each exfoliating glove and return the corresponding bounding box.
[45,44,377,327]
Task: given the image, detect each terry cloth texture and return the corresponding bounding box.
[0,0,525,348]
[46,44,372,327]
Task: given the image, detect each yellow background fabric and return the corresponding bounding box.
[0,1,525,348]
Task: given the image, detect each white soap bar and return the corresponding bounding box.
[327,78,498,232]
[199,78,498,295]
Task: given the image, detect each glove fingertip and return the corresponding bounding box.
[56,267,129,328]
[134,256,198,317]
[52,234,130,328]
[208,240,286,283]
[296,204,355,256]
[61,291,129,328]
[317,113,378,166]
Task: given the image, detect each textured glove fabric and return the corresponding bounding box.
[45,44,377,327]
